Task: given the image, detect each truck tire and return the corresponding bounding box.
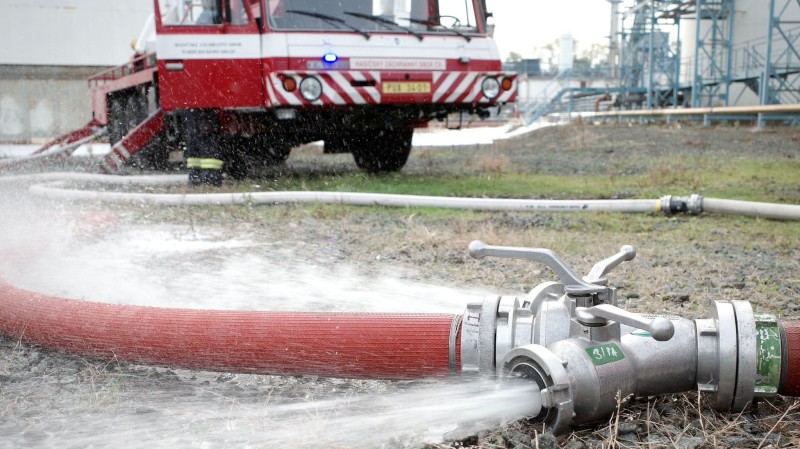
[128,134,169,171]
[108,90,148,146]
[107,95,127,145]
[225,135,290,180]
[352,128,413,173]
[126,94,147,131]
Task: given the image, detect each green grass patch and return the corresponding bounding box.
[236,172,630,199]
[630,156,800,201]
[232,153,799,205]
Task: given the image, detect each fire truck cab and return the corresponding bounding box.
[95,0,516,180]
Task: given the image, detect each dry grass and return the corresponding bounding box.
[638,160,706,190]
[472,154,511,174]
[565,126,605,150]
[465,394,800,449]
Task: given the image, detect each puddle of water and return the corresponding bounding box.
[2,375,539,449]
[0,192,522,449]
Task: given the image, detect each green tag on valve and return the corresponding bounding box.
[755,315,782,395]
[586,343,625,366]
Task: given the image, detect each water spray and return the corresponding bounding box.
[1,239,798,435]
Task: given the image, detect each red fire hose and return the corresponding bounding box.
[0,279,460,380]
[781,321,800,396]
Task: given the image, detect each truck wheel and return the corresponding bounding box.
[225,135,290,180]
[352,129,413,173]
[263,141,291,165]
[128,134,169,171]
[126,94,147,131]
[107,96,127,145]
[108,91,147,145]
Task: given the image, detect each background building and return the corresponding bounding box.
[0,0,151,142]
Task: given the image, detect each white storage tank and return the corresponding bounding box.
[679,0,800,105]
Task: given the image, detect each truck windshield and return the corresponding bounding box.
[267,0,480,35]
[160,0,254,26]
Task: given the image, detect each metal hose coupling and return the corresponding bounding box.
[461,240,796,434]
[659,194,703,215]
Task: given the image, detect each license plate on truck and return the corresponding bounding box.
[382,82,431,94]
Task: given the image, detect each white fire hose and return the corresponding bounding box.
[2,172,799,220]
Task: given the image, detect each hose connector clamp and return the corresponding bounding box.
[659,194,704,216]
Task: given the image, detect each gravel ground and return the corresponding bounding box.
[1,122,800,448]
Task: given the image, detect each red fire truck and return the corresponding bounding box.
[63,0,516,183]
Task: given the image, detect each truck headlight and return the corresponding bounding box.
[299,76,323,102]
[481,77,501,99]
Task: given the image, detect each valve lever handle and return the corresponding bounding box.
[576,304,675,341]
[584,245,636,285]
[469,240,597,291]
[470,241,637,291]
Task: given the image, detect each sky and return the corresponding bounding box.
[486,0,613,60]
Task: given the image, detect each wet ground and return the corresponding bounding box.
[2,122,800,448]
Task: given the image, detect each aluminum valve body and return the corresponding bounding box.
[462,241,792,433]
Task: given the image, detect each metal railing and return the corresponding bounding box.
[88,52,158,86]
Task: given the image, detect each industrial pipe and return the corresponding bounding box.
[2,240,799,435]
[5,172,800,220]
[584,103,800,119]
